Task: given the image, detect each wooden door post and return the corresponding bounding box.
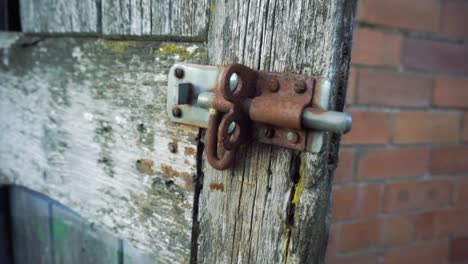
[196,1,357,263]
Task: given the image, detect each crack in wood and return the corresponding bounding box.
[190,129,205,264]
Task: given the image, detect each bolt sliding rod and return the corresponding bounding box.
[197,91,352,134]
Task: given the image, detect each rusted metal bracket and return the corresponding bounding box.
[167,63,352,170]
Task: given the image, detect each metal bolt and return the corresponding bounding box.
[294,81,306,94]
[168,143,177,153]
[267,79,279,92]
[172,106,182,118]
[264,127,275,138]
[174,68,184,79]
[287,131,300,144]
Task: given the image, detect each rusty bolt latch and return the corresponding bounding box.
[167,63,352,170]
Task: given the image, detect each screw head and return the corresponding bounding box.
[168,143,177,153]
[287,131,300,144]
[264,127,275,138]
[172,106,182,118]
[294,81,306,94]
[174,68,184,79]
[267,79,279,92]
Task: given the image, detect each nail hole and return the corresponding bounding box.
[165,180,175,188]
[137,123,146,133]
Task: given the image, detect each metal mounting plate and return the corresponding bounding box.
[166,63,332,153]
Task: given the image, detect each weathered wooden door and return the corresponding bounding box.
[0,0,356,263]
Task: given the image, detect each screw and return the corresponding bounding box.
[294,81,306,94]
[168,143,177,153]
[287,131,300,144]
[174,68,184,79]
[172,106,182,118]
[264,127,275,138]
[267,79,279,92]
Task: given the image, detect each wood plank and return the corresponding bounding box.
[20,0,209,38]
[0,32,206,263]
[197,0,356,263]
[52,204,120,264]
[10,187,52,264]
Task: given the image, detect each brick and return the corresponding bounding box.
[327,252,381,264]
[334,149,355,183]
[414,211,437,241]
[383,180,452,213]
[332,185,380,221]
[339,219,380,252]
[413,209,468,239]
[357,0,441,32]
[351,28,402,67]
[435,208,468,236]
[357,69,432,107]
[430,146,468,175]
[384,240,449,264]
[450,237,468,262]
[402,38,468,75]
[453,177,468,207]
[393,111,460,144]
[357,148,429,180]
[342,110,390,145]
[346,68,357,105]
[463,113,468,142]
[442,2,468,39]
[433,78,468,108]
[380,215,414,246]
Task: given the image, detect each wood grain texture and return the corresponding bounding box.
[20,0,209,38]
[197,0,356,263]
[0,33,207,263]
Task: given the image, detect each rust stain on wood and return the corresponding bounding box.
[135,159,155,175]
[161,164,190,178]
[209,183,224,192]
[184,147,196,156]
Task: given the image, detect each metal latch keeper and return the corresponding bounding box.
[166,63,352,170]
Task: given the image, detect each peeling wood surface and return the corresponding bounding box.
[20,0,209,38]
[198,1,356,263]
[0,33,207,263]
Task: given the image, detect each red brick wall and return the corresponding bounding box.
[327,0,468,263]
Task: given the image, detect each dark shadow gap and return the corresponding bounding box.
[0,0,21,31]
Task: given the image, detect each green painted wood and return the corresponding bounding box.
[10,187,52,264]
[52,204,120,264]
